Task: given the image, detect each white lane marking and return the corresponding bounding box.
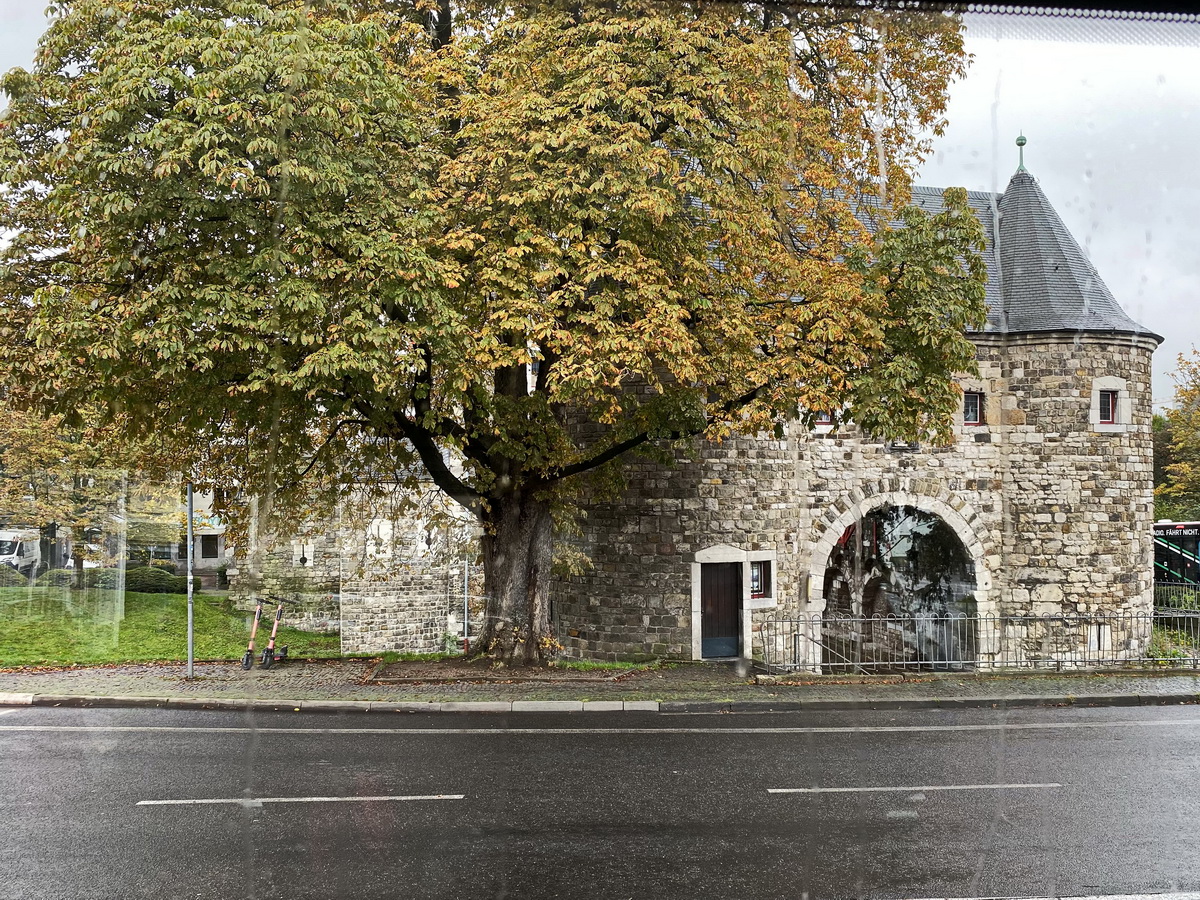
[137,794,464,806]
[906,895,1200,900]
[768,782,1062,794]
[4,719,1200,736]
[0,710,16,716]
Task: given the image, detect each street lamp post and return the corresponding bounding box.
[186,483,194,679]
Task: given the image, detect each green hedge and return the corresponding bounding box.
[0,565,30,587]
[123,566,188,594]
[37,566,188,594]
[86,569,122,589]
[36,568,76,587]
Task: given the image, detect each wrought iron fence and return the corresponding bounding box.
[758,610,1200,674]
[1155,583,1200,611]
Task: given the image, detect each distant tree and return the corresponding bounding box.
[0,0,985,661]
[1154,414,1173,489]
[0,397,181,586]
[0,406,118,585]
[1158,354,1200,522]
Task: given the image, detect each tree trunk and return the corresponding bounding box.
[476,493,554,665]
[73,527,86,590]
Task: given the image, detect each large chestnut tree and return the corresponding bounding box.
[0,0,986,662]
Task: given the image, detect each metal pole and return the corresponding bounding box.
[463,555,469,655]
[186,483,195,679]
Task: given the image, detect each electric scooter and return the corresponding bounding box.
[259,596,297,669]
[241,596,267,670]
[240,596,296,670]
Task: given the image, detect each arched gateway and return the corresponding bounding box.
[803,492,996,671]
[816,494,993,619]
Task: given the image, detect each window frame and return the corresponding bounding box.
[963,391,985,426]
[750,560,772,599]
[1099,389,1118,425]
[1090,376,1130,434]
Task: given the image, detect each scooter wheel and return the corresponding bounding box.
[260,650,274,670]
[241,651,253,671]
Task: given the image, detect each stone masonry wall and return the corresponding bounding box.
[225,333,1156,662]
[985,333,1156,616]
[229,486,481,648]
[553,431,806,661]
[553,331,1157,661]
[339,562,484,655]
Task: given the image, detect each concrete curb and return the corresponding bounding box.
[8,695,667,713]
[659,693,1200,713]
[2,692,1198,713]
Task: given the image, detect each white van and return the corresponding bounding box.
[0,530,41,576]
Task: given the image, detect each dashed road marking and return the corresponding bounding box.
[905,895,1200,900]
[137,794,465,807]
[768,782,1063,794]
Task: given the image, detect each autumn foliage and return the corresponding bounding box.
[0,1,985,661]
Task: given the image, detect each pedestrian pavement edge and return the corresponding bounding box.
[4,692,1198,714]
[658,693,1200,713]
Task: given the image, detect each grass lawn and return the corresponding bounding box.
[0,586,340,667]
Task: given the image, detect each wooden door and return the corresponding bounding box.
[701,562,742,658]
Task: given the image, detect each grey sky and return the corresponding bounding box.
[919,13,1200,409]
[1,5,1196,407]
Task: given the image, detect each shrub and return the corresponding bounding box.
[84,568,123,589]
[124,566,187,594]
[0,565,31,587]
[151,561,178,574]
[36,568,77,587]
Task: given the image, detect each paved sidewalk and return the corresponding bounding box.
[2,658,1200,713]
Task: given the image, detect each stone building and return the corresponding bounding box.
[237,163,1161,666]
[229,488,481,654]
[551,165,1161,665]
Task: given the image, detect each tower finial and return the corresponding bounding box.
[1016,133,1028,173]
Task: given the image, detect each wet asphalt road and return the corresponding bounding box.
[2,704,1200,900]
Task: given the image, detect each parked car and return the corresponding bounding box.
[0,529,41,576]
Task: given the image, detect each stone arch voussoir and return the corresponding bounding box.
[806,478,996,618]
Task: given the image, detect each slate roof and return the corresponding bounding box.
[909,171,1161,343]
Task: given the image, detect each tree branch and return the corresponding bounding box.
[546,382,772,483]
[277,418,370,491]
[390,410,482,514]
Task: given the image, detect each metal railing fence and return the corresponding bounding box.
[1155,583,1200,611]
[758,610,1200,674]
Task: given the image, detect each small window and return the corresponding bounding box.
[1099,390,1118,425]
[750,561,772,598]
[201,534,219,559]
[963,391,984,426]
[814,411,833,425]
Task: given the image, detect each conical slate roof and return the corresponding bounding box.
[910,171,1161,342]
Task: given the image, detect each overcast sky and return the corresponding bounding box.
[919,12,1200,409]
[1,5,1197,407]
